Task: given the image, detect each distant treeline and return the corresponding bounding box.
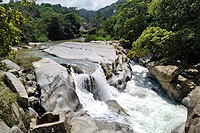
[6,1,81,42]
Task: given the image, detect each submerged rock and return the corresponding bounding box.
[106,100,129,116]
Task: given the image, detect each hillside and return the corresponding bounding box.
[77,0,127,18]
[98,0,127,17]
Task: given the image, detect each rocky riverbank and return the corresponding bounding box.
[0,41,133,132]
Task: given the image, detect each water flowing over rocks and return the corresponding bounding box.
[138,55,200,133]
[43,41,132,91]
[30,41,134,132]
[0,41,189,132]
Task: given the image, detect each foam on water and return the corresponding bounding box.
[73,62,187,133]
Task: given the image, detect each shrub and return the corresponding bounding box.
[119,38,131,49]
[37,34,49,42]
[85,34,97,42]
[0,80,31,132]
[128,27,177,62]
[128,26,200,66]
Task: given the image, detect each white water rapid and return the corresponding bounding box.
[73,62,187,133]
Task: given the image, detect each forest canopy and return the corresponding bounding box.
[104,0,200,65]
[0,0,81,57]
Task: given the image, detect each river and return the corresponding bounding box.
[73,61,187,133]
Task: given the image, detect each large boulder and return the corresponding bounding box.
[70,115,133,133]
[184,86,200,133]
[149,65,179,83]
[33,58,81,113]
[146,64,195,101]
[40,75,81,113]
[101,42,132,91]
[94,120,133,133]
[4,72,28,107]
[1,59,20,71]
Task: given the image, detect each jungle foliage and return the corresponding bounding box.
[105,0,200,65]
[0,0,81,58]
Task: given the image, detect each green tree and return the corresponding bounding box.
[105,0,200,65]
[128,27,176,60]
[104,0,150,48]
[0,3,26,58]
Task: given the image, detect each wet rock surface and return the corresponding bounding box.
[146,62,196,102]
[138,55,200,133]
[106,100,129,116]
[43,42,118,64]
[42,41,132,91]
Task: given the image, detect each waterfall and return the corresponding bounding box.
[72,62,187,133]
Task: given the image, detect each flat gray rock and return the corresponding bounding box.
[1,59,20,71]
[33,58,67,86]
[43,42,118,64]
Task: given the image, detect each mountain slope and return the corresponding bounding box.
[99,0,127,17]
[77,0,127,18]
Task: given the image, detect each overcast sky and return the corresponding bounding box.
[2,0,118,10]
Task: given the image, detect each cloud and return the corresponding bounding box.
[37,0,118,10]
[2,0,118,11]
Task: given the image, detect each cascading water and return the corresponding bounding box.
[72,62,187,133]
